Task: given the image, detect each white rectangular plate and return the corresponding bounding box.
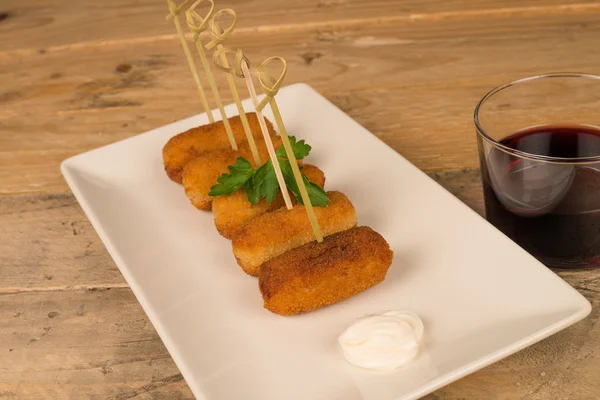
[62,83,591,400]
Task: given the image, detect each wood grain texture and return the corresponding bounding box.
[0,288,192,400]
[2,9,600,195]
[2,0,600,398]
[1,0,598,51]
[0,194,125,292]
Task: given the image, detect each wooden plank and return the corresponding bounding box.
[0,288,192,400]
[2,11,600,195]
[0,194,125,292]
[0,0,598,51]
[431,169,484,216]
[0,266,597,399]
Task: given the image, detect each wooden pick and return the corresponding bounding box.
[256,56,323,242]
[165,0,193,20]
[165,0,214,123]
[203,9,261,166]
[216,48,293,210]
[185,0,237,150]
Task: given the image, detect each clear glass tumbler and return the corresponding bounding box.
[475,73,600,269]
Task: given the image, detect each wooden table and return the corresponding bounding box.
[1,0,599,398]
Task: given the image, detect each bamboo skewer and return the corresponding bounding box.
[169,3,321,241]
[235,54,294,210]
[255,56,323,242]
[214,48,293,210]
[166,0,214,123]
[206,9,261,166]
[185,0,237,150]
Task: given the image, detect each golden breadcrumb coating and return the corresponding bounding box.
[231,191,357,276]
[162,113,275,183]
[181,137,283,211]
[212,164,326,239]
[259,226,393,316]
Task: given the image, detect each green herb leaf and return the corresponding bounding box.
[279,160,330,207]
[279,159,296,191]
[276,136,311,160]
[244,179,261,205]
[247,160,279,205]
[263,168,279,204]
[253,160,272,186]
[303,177,330,207]
[209,157,255,197]
[209,138,328,207]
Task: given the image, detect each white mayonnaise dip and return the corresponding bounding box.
[338,311,424,371]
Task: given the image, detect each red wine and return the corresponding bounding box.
[480,124,600,268]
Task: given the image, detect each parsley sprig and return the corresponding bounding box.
[209,157,255,196]
[208,136,330,207]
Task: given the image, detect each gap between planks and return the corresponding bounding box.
[0,3,598,59]
[0,283,130,295]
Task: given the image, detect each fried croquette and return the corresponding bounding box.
[163,113,276,183]
[182,137,283,211]
[231,191,357,276]
[259,226,393,316]
[212,164,326,239]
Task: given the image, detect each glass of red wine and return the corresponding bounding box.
[475,73,600,269]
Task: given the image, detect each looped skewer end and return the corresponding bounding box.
[185,0,215,41]
[234,49,250,78]
[205,8,237,50]
[213,47,250,78]
[166,0,194,21]
[255,56,287,111]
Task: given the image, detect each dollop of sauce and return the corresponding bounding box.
[338,311,424,371]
